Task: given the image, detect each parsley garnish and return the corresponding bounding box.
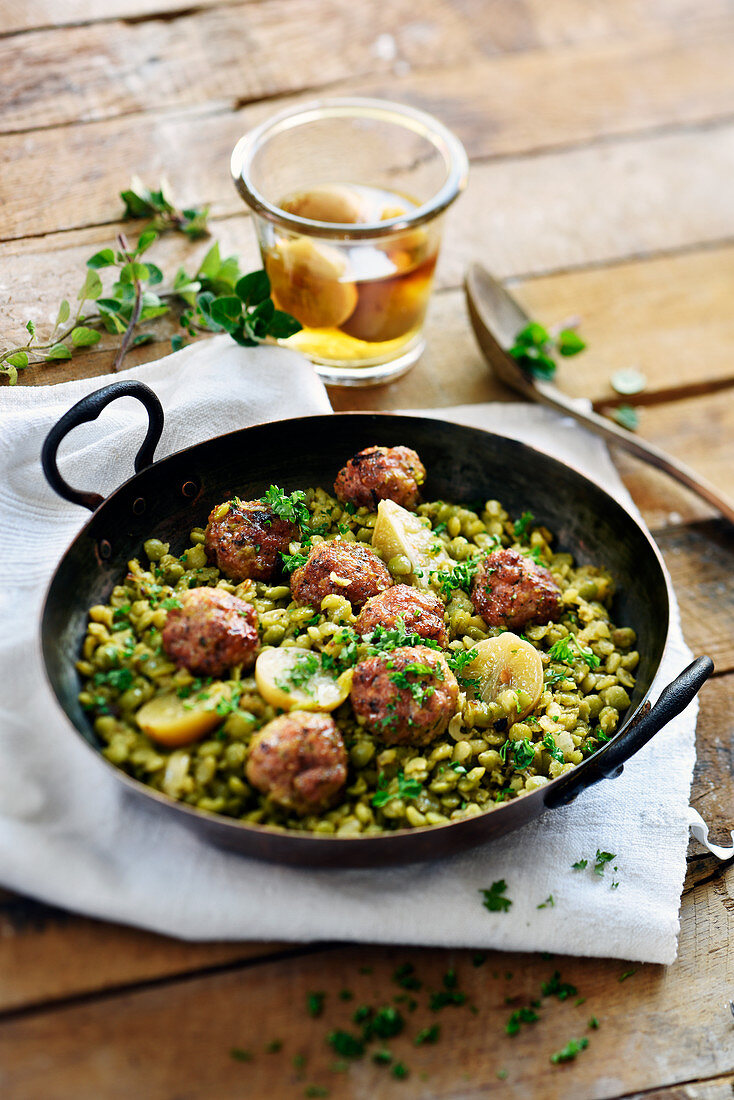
[480,879,512,913]
[572,859,588,870]
[261,484,310,527]
[160,596,182,610]
[594,850,616,876]
[389,661,438,705]
[372,771,422,808]
[500,738,535,771]
[363,1006,404,1041]
[307,991,325,1017]
[619,968,637,982]
[588,1016,600,1029]
[363,618,440,655]
[542,971,577,1001]
[548,634,601,669]
[391,1062,409,1079]
[509,320,586,381]
[429,990,466,1011]
[327,1030,364,1059]
[537,895,555,909]
[513,511,534,539]
[281,550,309,573]
[542,733,564,764]
[414,1025,440,1045]
[92,667,134,693]
[275,652,320,694]
[393,964,421,992]
[372,1050,392,1065]
[550,1037,589,1064]
[230,1047,253,1062]
[434,557,483,600]
[447,646,480,691]
[506,1007,540,1036]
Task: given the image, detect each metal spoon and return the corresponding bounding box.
[465,262,734,525]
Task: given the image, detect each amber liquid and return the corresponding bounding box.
[263,184,439,366]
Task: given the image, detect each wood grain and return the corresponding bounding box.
[0,0,482,133]
[0,860,731,1099]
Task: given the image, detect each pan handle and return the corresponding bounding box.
[545,655,714,809]
[41,380,164,512]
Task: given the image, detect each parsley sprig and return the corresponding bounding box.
[480,879,512,913]
[509,319,586,380]
[261,485,311,527]
[372,770,422,809]
[548,633,601,669]
[500,737,535,771]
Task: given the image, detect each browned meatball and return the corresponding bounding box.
[245,712,348,815]
[161,587,259,677]
[205,499,299,582]
[334,445,426,510]
[355,584,449,647]
[350,645,459,746]
[470,547,562,630]
[290,540,392,610]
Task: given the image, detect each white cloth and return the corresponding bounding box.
[0,339,697,963]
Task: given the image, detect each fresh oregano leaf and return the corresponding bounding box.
[87,249,116,269]
[45,343,72,360]
[71,326,102,347]
[235,270,270,307]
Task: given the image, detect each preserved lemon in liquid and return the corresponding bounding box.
[263,184,439,367]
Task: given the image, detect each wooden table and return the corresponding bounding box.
[2,2,733,1096]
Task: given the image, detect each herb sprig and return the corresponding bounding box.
[509,320,585,380]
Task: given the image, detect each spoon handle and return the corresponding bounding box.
[531,379,734,525]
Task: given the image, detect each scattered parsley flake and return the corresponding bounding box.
[588,1016,600,1029]
[472,952,487,967]
[391,1062,409,1080]
[307,991,325,1018]
[480,879,512,913]
[372,770,422,808]
[363,1006,404,1041]
[261,485,310,527]
[265,1039,282,1053]
[230,1047,253,1062]
[429,990,467,1011]
[550,1037,589,1064]
[542,971,578,1001]
[373,1048,393,1065]
[327,1030,364,1059]
[513,510,534,539]
[537,895,555,909]
[619,969,637,982]
[572,859,588,871]
[414,1025,440,1046]
[506,1007,540,1036]
[594,850,616,876]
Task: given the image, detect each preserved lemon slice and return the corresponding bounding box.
[255,647,353,712]
[463,633,543,722]
[372,499,452,589]
[265,237,358,329]
[281,185,368,224]
[136,683,231,747]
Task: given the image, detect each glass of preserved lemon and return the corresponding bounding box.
[231,98,468,386]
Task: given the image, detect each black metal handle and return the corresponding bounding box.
[41,380,165,512]
[545,655,714,809]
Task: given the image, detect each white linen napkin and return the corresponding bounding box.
[0,338,698,964]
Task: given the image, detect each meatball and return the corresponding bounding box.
[355,584,449,647]
[350,645,459,746]
[470,548,562,630]
[161,587,259,677]
[290,539,392,610]
[334,445,426,510]
[245,711,348,815]
[205,499,299,582]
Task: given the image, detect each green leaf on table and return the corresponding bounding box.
[77,268,103,301]
[119,262,150,285]
[171,334,186,352]
[26,319,36,337]
[133,332,156,347]
[144,262,164,286]
[269,309,302,339]
[557,329,586,356]
[5,350,29,368]
[87,249,116,269]
[71,326,102,347]
[236,270,270,307]
[198,242,222,282]
[55,299,71,326]
[514,321,550,348]
[134,229,158,256]
[210,296,243,330]
[45,343,72,360]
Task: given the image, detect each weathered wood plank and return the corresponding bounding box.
[4,0,731,40]
[1,669,730,1017]
[0,859,731,1099]
[0,0,482,133]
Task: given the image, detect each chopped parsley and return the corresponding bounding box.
[159,596,182,610]
[542,971,577,1001]
[363,1006,404,1041]
[230,1047,253,1062]
[447,646,480,691]
[275,652,320,694]
[548,634,601,669]
[542,733,564,764]
[506,1007,540,1035]
[414,1025,440,1045]
[372,1049,393,1065]
[92,667,134,693]
[372,770,422,808]
[572,859,588,870]
[389,661,438,705]
[261,484,310,527]
[480,879,512,913]
[393,963,421,991]
[391,1062,409,1079]
[550,1037,589,1064]
[594,850,616,876]
[500,738,535,772]
[363,618,440,655]
[429,990,467,1011]
[265,1039,283,1053]
[281,550,309,573]
[434,557,483,600]
[307,991,325,1017]
[537,895,555,909]
[619,968,637,982]
[513,511,534,539]
[588,1016,600,1029]
[327,1030,364,1059]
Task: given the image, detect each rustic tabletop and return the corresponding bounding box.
[1,2,734,1097]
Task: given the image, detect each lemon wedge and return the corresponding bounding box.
[462,633,543,722]
[255,647,353,712]
[371,499,452,589]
